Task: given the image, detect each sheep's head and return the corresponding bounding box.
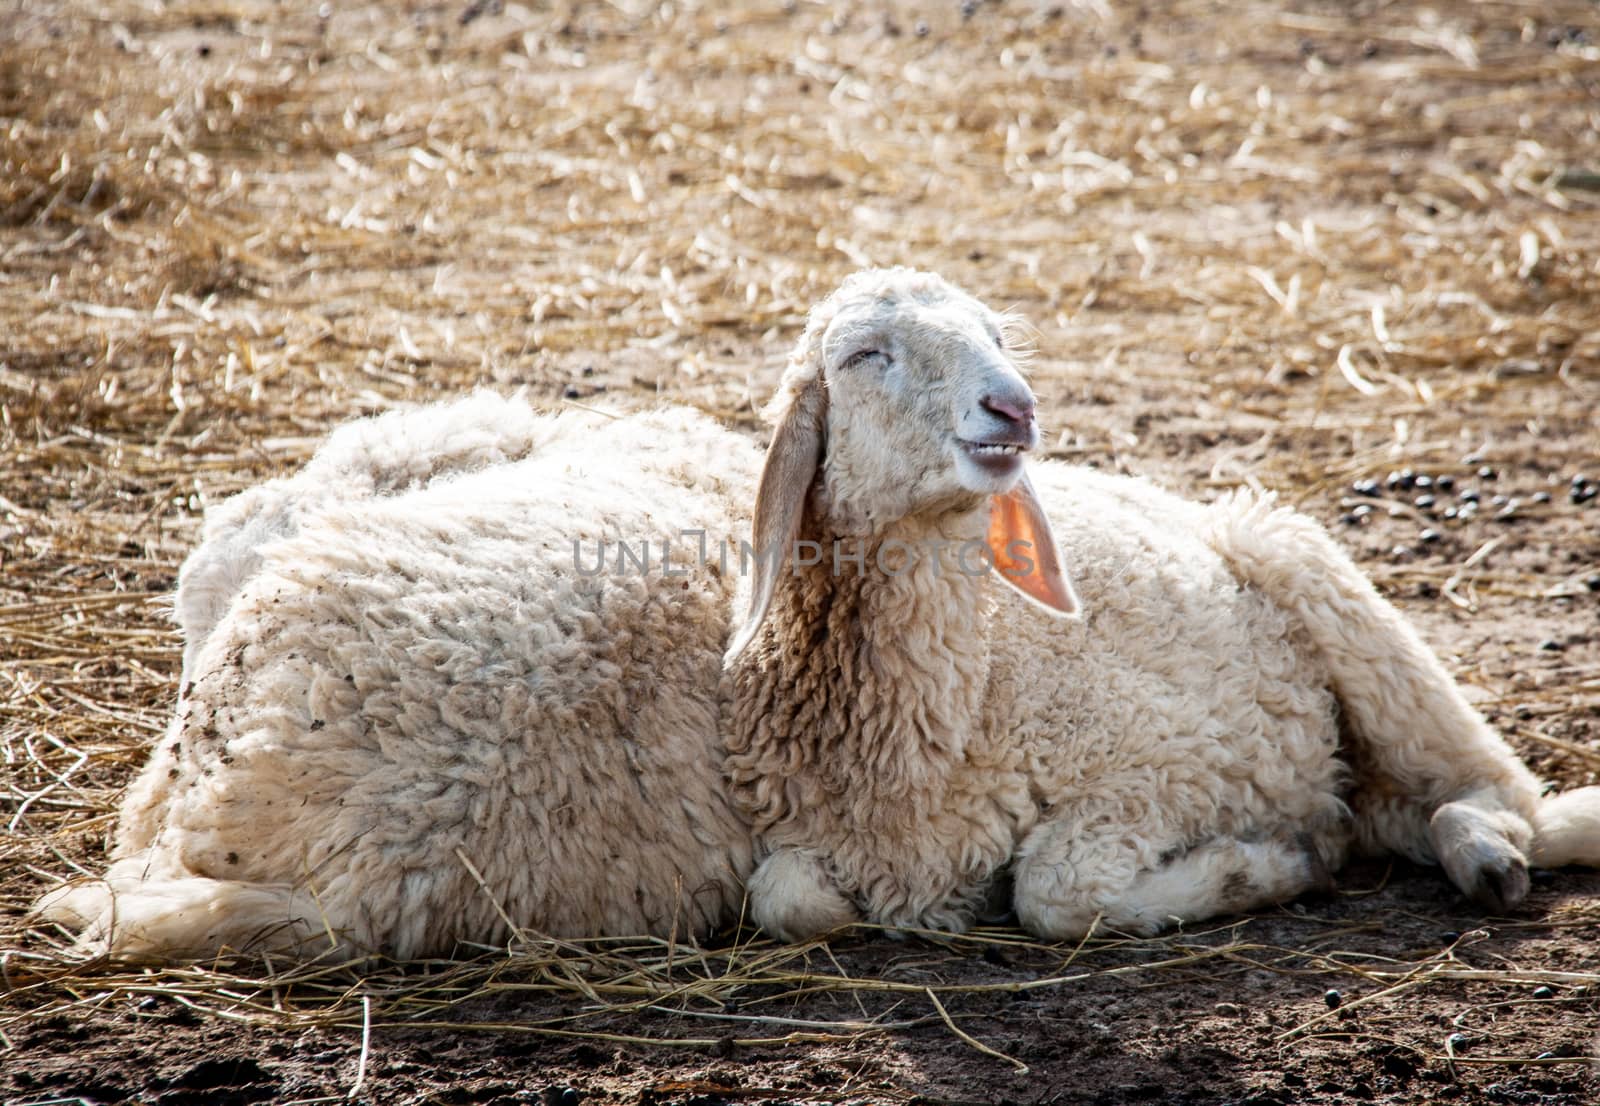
[728,268,1079,663]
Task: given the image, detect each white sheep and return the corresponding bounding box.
[39,269,1600,961]
[723,267,1600,942]
[38,396,762,960]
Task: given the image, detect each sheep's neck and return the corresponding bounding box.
[726,510,994,831]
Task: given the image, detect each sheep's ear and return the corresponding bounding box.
[988,472,1079,617]
[725,387,825,665]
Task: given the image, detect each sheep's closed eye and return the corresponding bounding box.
[843,349,889,370]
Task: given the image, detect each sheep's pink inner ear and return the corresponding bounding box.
[988,473,1080,617]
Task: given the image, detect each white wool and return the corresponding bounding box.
[37,273,1600,960]
[38,395,761,960]
[723,268,1600,941]
[173,391,574,685]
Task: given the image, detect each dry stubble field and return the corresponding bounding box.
[3,1,1600,1103]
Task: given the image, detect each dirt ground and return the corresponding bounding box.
[3,0,1599,1103]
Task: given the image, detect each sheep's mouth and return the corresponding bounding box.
[958,438,1030,475]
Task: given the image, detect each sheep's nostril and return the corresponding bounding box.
[981,393,1035,427]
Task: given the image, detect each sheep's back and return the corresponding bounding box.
[174,393,611,683]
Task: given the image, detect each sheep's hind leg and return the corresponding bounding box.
[1202,490,1542,909]
[1013,826,1335,941]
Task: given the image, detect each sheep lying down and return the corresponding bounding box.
[39,401,762,960]
[37,268,1600,961]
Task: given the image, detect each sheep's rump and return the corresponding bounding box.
[46,401,762,960]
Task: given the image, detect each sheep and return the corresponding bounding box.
[722,266,1600,942]
[38,269,1600,962]
[37,395,763,961]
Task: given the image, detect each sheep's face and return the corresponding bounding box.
[811,272,1038,531]
[726,269,1078,663]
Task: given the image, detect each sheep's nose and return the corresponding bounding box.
[981,393,1035,428]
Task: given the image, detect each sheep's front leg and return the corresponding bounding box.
[746,847,860,942]
[1429,789,1533,911]
[1012,822,1336,940]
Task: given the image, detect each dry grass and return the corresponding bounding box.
[8,913,1600,1072]
[3,0,1599,1081]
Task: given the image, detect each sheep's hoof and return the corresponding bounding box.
[1431,801,1533,914]
[1463,855,1530,914]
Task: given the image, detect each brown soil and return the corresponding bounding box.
[11,869,1600,1106]
[3,1,1598,1104]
